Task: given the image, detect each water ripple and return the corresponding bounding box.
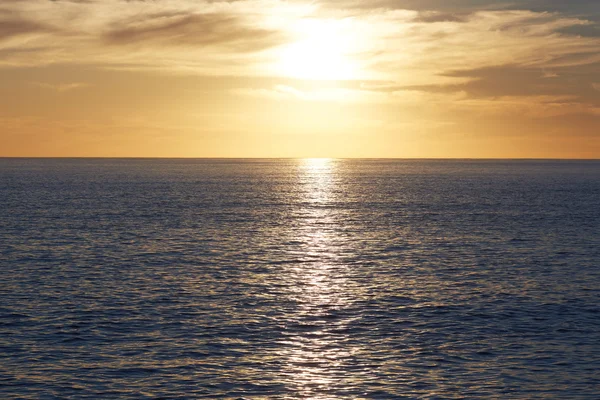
[1,158,600,398]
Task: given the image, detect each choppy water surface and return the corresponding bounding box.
[1,158,600,399]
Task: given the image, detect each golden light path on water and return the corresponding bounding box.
[277,159,365,399]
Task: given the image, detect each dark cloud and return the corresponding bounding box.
[401,63,600,105]
[104,13,285,51]
[47,0,96,3]
[324,0,507,12]
[0,10,53,40]
[520,0,600,16]
[494,14,561,33]
[544,51,600,67]
[321,0,599,17]
[0,46,50,58]
[558,22,600,38]
[412,11,471,23]
[0,20,45,39]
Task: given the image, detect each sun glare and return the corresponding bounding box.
[303,157,333,171]
[277,19,359,81]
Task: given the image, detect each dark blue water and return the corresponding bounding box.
[1,158,600,399]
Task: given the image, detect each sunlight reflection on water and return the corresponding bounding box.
[300,158,335,204]
[273,159,367,399]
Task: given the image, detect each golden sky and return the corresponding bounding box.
[1,0,599,158]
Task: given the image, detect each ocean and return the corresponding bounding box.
[1,158,599,398]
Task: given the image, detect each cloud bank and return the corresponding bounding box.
[1,0,599,155]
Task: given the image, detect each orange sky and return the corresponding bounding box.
[1,0,599,158]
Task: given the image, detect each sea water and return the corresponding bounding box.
[1,158,599,398]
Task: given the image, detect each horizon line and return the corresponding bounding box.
[1,157,599,161]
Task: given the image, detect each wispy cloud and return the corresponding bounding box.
[234,84,388,102]
[412,11,471,23]
[318,0,600,16]
[0,9,55,41]
[0,0,304,71]
[104,12,286,51]
[1,1,598,77]
[30,81,90,92]
[1,0,599,119]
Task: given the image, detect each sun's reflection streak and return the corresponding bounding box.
[300,158,335,205]
[276,158,365,399]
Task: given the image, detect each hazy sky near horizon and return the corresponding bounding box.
[1,0,599,157]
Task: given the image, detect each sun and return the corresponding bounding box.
[277,19,359,81]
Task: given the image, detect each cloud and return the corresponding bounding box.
[0,0,598,97]
[382,60,599,117]
[318,0,600,16]
[30,81,90,92]
[412,11,471,23]
[438,64,597,98]
[233,84,387,102]
[0,12,54,41]
[104,12,285,51]
[454,95,600,118]
[558,23,600,38]
[0,0,313,73]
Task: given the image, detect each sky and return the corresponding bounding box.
[1,0,599,158]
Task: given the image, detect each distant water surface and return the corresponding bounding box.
[1,158,600,398]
